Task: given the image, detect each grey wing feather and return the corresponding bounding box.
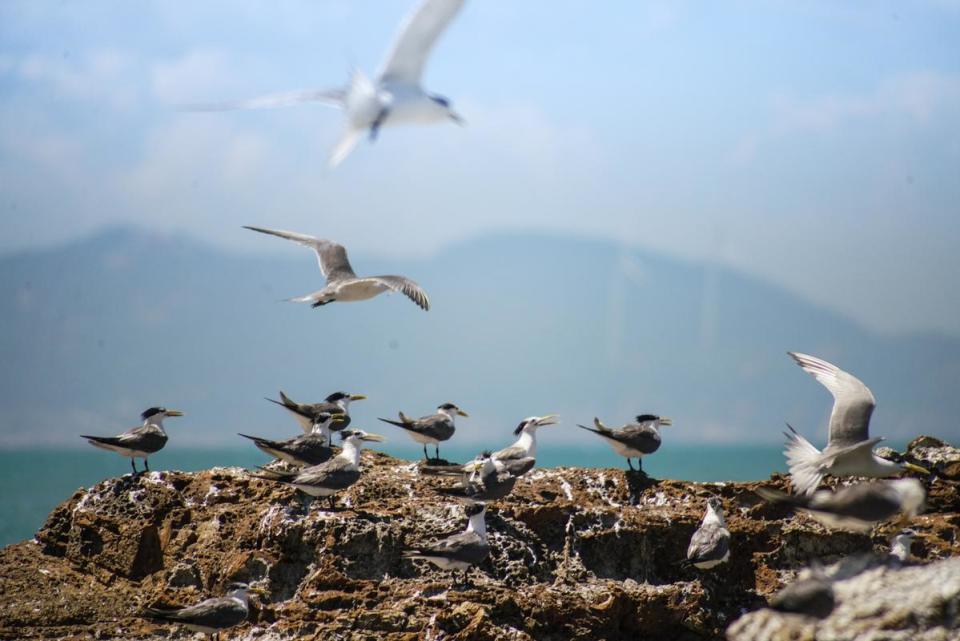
[181,88,344,111]
[617,423,663,454]
[414,531,489,565]
[414,414,455,440]
[378,0,466,84]
[242,226,356,282]
[810,484,901,521]
[146,597,247,628]
[119,426,168,454]
[686,524,730,564]
[365,276,430,310]
[789,352,876,447]
[499,456,535,477]
[294,458,361,490]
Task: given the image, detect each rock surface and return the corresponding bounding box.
[1,440,958,641]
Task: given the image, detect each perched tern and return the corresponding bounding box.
[266,390,366,435]
[403,500,489,582]
[685,497,731,570]
[769,564,835,619]
[239,412,345,466]
[784,352,928,495]
[245,226,430,310]
[756,478,926,533]
[255,429,385,509]
[378,402,467,460]
[189,0,467,166]
[578,414,671,473]
[143,582,266,641]
[81,407,183,475]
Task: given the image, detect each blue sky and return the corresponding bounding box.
[1,1,959,334]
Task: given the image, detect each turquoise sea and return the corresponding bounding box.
[0,444,788,547]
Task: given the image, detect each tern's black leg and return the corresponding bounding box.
[312,300,331,308]
[423,445,429,461]
[370,108,388,141]
[627,458,634,471]
[144,458,150,472]
[637,458,645,475]
[435,444,441,461]
[130,458,138,475]
[328,496,336,511]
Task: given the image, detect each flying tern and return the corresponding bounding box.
[245,226,430,310]
[189,0,467,166]
[783,352,928,495]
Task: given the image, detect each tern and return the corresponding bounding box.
[577,414,671,473]
[266,390,366,436]
[490,415,559,473]
[143,582,266,641]
[435,451,526,501]
[755,478,926,533]
[239,412,346,466]
[684,497,731,570]
[190,0,467,166]
[784,351,929,495]
[81,407,183,475]
[255,430,386,509]
[245,226,430,310]
[403,500,489,582]
[889,528,918,565]
[378,402,467,460]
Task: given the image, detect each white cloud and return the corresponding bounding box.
[11,49,140,111]
[733,70,960,162]
[151,49,239,105]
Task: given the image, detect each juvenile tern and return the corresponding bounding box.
[435,451,525,501]
[577,414,671,473]
[266,390,365,435]
[784,351,928,495]
[755,478,926,533]
[403,500,489,581]
[239,412,345,466]
[81,407,183,475]
[255,429,385,509]
[378,402,467,460]
[889,528,918,565]
[143,582,266,641]
[190,0,467,166]
[245,226,430,310]
[685,497,731,570]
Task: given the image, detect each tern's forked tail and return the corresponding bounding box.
[783,424,825,496]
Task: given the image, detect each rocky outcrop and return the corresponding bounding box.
[727,557,960,641]
[1,441,958,641]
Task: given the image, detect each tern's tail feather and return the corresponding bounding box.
[329,128,362,168]
[285,294,317,304]
[784,424,826,496]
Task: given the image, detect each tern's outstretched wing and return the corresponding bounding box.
[243,226,356,283]
[181,88,344,112]
[377,0,465,84]
[788,352,876,448]
[362,276,431,310]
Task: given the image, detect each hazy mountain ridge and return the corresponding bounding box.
[1,226,957,447]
